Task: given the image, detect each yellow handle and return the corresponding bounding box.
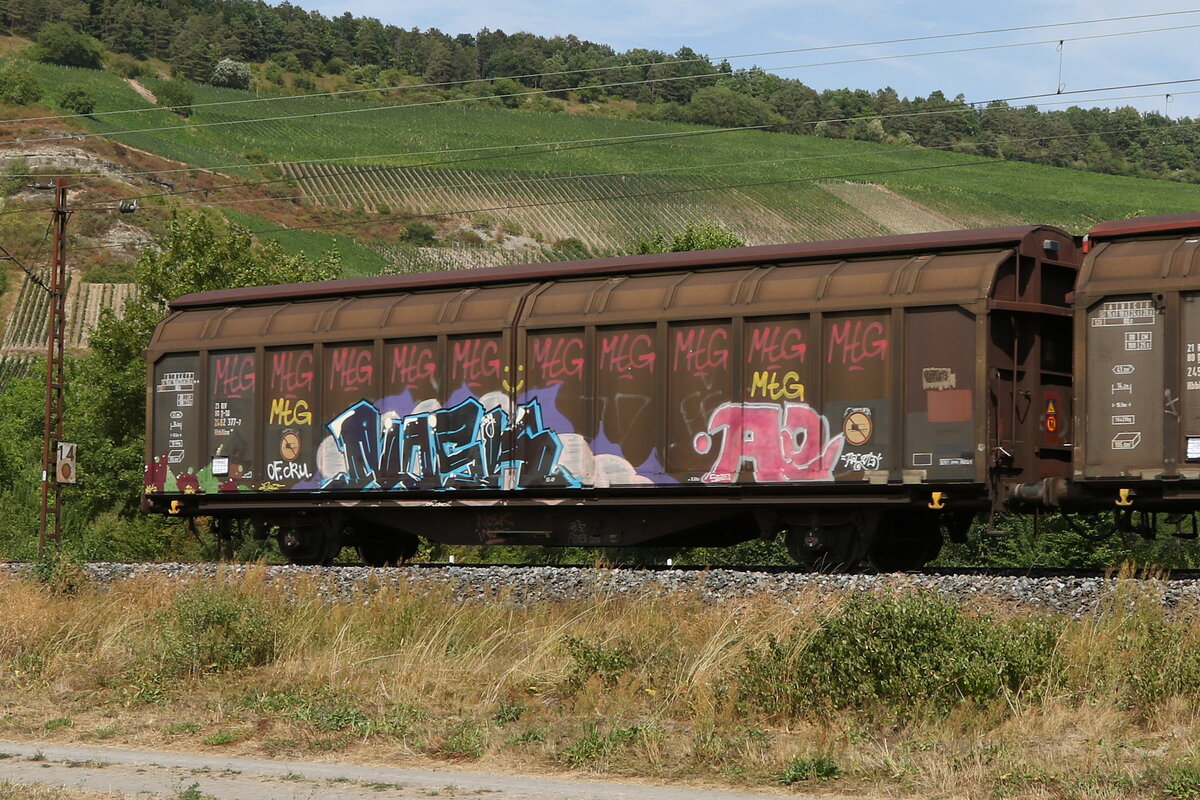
[169,500,183,515]
[928,491,946,510]
[1116,488,1133,507]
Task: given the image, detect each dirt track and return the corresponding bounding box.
[0,740,838,800]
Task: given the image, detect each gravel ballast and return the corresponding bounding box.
[2,562,1196,617]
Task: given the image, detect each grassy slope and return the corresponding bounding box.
[14,58,1197,249]
[219,208,390,278]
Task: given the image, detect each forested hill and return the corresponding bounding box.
[8,0,1200,184]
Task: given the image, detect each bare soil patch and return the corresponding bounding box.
[122,78,157,105]
[819,181,961,233]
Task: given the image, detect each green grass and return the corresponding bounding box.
[220,209,389,278]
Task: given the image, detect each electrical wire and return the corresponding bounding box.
[6,8,1200,126]
[70,108,1200,251]
[14,76,1200,183]
[15,22,1200,147]
[39,85,1200,218]
[179,115,1200,213]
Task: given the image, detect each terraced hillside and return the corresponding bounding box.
[3,56,1200,369]
[0,266,135,390]
[10,58,1198,246]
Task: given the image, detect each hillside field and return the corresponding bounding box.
[10,57,1199,255]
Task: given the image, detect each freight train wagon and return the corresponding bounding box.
[1054,213,1200,531]
[143,224,1079,569]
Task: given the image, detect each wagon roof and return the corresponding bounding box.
[1089,212,1200,240]
[170,224,1065,310]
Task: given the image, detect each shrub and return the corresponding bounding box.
[110,53,153,79]
[562,635,636,692]
[780,756,841,784]
[209,58,252,90]
[0,157,30,196]
[636,221,744,254]
[0,62,42,105]
[552,237,588,259]
[57,86,95,116]
[736,593,1061,720]
[156,81,194,116]
[400,219,437,246]
[154,584,278,677]
[32,22,104,69]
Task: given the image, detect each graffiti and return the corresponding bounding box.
[323,397,579,490]
[673,326,729,376]
[531,334,585,383]
[211,353,255,398]
[598,332,655,377]
[692,402,844,483]
[749,370,805,400]
[477,512,513,537]
[840,451,883,471]
[390,343,437,389]
[270,398,312,426]
[747,325,806,368]
[922,367,957,391]
[266,460,312,481]
[271,350,313,395]
[451,338,501,388]
[502,364,525,392]
[328,346,373,392]
[827,319,887,371]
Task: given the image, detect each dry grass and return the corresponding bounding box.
[0,783,129,800]
[3,569,1200,799]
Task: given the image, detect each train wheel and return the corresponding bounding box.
[358,533,419,567]
[277,519,342,566]
[785,522,864,572]
[867,512,943,572]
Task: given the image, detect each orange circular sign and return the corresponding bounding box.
[1046,416,1058,433]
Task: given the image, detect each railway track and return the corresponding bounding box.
[4,560,1199,580]
[6,560,1199,617]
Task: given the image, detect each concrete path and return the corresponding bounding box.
[0,740,834,800]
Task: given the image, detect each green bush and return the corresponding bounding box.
[779,756,840,784]
[109,54,154,79]
[736,593,1061,720]
[57,86,95,116]
[0,61,42,105]
[156,80,194,116]
[154,584,278,677]
[635,221,744,254]
[399,219,437,246]
[32,22,104,69]
[562,635,636,692]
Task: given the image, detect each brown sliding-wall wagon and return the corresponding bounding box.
[1065,213,1200,525]
[143,225,1078,569]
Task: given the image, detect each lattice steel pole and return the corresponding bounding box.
[39,177,69,556]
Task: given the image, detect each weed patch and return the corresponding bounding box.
[737,592,1061,720]
[562,635,636,693]
[1166,764,1200,798]
[561,723,642,769]
[436,720,486,760]
[779,756,841,784]
[153,584,278,677]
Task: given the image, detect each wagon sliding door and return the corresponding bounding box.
[1084,295,1164,477]
[519,327,589,488]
